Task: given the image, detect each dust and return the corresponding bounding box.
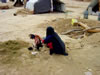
[0,40,29,64]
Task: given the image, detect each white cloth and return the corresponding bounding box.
[26,0,38,11]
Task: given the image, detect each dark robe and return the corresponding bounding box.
[44,26,68,56]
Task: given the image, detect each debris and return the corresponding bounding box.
[13,13,17,16]
[28,47,33,51]
[0,5,10,9]
[62,19,100,39]
[14,9,33,16]
[71,19,78,25]
[77,22,100,33]
[31,52,38,55]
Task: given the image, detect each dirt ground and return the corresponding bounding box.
[0,0,100,75]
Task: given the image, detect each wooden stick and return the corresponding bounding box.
[77,22,100,33]
[83,26,100,33]
[77,22,90,29]
[61,29,82,35]
[88,29,100,32]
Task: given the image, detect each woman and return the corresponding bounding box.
[43,26,68,56]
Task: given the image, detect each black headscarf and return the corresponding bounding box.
[46,26,54,37]
[46,26,66,54]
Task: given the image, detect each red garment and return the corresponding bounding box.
[34,35,42,45]
[47,42,53,49]
[42,40,53,49]
[42,40,45,43]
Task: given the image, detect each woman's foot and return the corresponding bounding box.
[63,53,68,56]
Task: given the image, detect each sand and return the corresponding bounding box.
[0,0,100,75]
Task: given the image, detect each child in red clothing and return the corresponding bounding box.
[29,34,43,50]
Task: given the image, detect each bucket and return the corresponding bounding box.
[98,12,100,21]
[84,11,88,19]
[60,4,65,12]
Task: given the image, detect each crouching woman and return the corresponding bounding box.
[43,26,68,56]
